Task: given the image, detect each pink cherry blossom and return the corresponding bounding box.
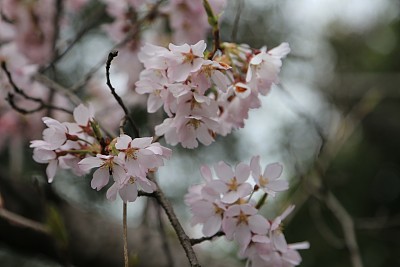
[107,175,156,203]
[79,154,126,191]
[222,203,270,248]
[30,117,68,150]
[167,40,206,82]
[246,43,290,95]
[250,156,288,197]
[115,134,171,177]
[210,161,252,204]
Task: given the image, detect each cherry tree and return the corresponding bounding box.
[0,1,310,266]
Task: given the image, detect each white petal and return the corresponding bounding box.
[248,214,269,235]
[106,182,119,201]
[73,104,91,126]
[91,168,110,190]
[235,162,250,183]
[215,161,234,182]
[119,184,138,203]
[200,165,213,182]
[116,134,132,150]
[46,160,58,183]
[203,216,222,237]
[131,137,153,148]
[78,157,103,172]
[221,191,239,204]
[263,162,283,180]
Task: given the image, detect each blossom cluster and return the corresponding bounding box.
[135,40,290,148]
[30,104,171,202]
[185,157,309,267]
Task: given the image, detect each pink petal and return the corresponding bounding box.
[263,162,283,180]
[46,159,58,183]
[268,180,289,192]
[131,137,153,148]
[91,168,110,190]
[203,215,222,237]
[237,183,253,198]
[273,232,288,253]
[250,155,261,179]
[106,182,119,201]
[115,134,132,149]
[78,157,103,172]
[234,224,252,249]
[215,161,234,182]
[225,204,241,217]
[235,162,250,183]
[119,184,138,203]
[241,204,258,216]
[200,165,213,182]
[248,214,269,235]
[221,191,239,204]
[73,104,91,126]
[191,40,206,57]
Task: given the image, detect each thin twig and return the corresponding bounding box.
[33,73,81,105]
[231,0,244,42]
[71,0,165,91]
[148,175,201,267]
[323,192,363,267]
[123,202,129,267]
[1,62,73,115]
[0,208,50,234]
[42,4,106,71]
[190,231,224,246]
[105,51,140,137]
[203,0,221,59]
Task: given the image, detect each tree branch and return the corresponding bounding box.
[147,175,201,267]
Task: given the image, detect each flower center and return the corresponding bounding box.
[259,175,269,187]
[186,118,202,130]
[237,210,249,225]
[125,147,138,159]
[228,177,238,191]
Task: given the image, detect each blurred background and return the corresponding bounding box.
[1,0,400,266]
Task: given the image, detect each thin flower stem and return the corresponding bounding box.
[123,202,129,267]
[203,0,221,59]
[105,51,140,138]
[255,193,267,209]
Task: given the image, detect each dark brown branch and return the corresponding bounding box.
[1,62,72,115]
[190,231,224,246]
[147,176,201,267]
[105,51,140,138]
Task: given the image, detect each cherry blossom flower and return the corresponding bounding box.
[269,205,295,253]
[185,165,226,236]
[222,203,270,248]
[107,175,156,203]
[210,161,252,204]
[115,134,171,177]
[250,156,288,197]
[246,43,290,95]
[167,40,206,82]
[30,117,68,150]
[78,154,126,191]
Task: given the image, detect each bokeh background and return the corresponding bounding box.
[1,0,400,266]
